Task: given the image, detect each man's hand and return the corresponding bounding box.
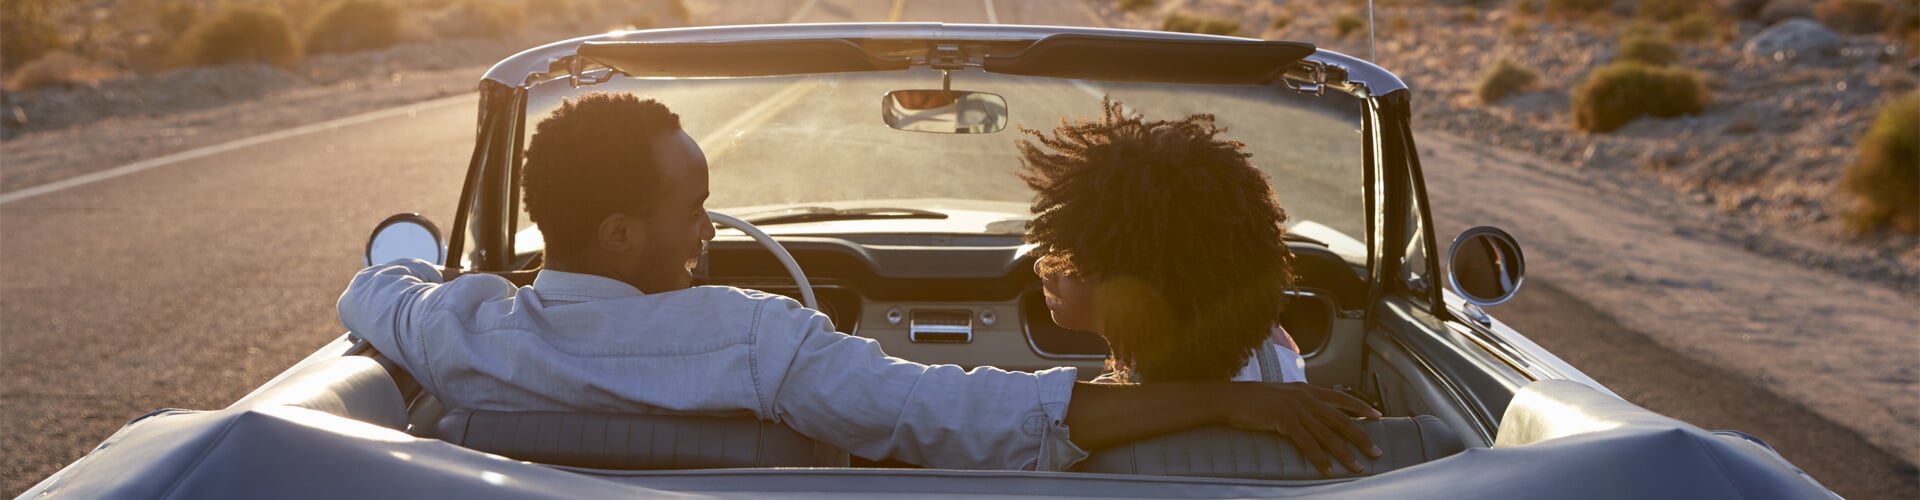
[1226,382,1382,477]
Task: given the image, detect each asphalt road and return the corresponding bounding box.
[1,0,1914,498]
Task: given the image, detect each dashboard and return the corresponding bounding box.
[698,233,1368,379]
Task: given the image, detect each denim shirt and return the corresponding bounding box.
[337,259,1087,470]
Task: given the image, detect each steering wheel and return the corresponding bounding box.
[706,211,817,309]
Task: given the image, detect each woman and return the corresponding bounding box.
[1023,99,1304,384]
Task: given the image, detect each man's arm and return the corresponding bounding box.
[1066,381,1383,478]
[337,259,444,370]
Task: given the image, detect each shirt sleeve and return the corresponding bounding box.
[755,298,1088,471]
[336,258,445,391]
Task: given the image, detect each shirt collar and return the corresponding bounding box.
[531,270,645,301]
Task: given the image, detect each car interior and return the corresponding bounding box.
[330,29,1486,483]
[331,230,1484,480]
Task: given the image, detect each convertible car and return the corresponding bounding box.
[22,23,1838,499]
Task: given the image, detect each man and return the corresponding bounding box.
[339,92,1379,476]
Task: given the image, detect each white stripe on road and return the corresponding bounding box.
[0,93,474,206]
[983,0,999,24]
[1070,79,1136,116]
[786,0,819,23]
[696,79,820,161]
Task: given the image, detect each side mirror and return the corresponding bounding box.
[881,90,1009,134]
[365,213,445,267]
[1446,226,1525,307]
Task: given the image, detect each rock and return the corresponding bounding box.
[1736,21,1766,39]
[1643,144,1697,170]
[1744,19,1841,62]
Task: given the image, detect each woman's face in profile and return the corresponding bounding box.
[1037,254,1100,332]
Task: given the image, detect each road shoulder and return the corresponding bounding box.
[1419,130,1920,471]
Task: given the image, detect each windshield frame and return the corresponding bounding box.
[447,24,1414,309]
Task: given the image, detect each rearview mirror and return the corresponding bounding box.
[365,213,445,267]
[881,90,1008,134]
[1446,226,1525,307]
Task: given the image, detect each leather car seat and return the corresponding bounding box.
[1072,415,1465,479]
[436,409,849,469]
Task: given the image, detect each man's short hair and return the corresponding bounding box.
[1019,98,1296,382]
[521,92,682,260]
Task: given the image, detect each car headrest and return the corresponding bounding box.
[230,356,407,430]
[1072,416,1465,479]
[436,409,850,469]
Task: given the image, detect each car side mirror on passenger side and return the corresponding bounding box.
[1446,226,1525,308]
[365,213,445,267]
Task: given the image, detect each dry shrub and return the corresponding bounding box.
[1620,19,1661,38]
[1119,0,1154,13]
[117,0,200,73]
[1669,13,1720,42]
[1387,14,1411,33]
[1890,5,1920,41]
[3,51,116,90]
[1,0,63,72]
[1816,0,1888,34]
[1334,13,1367,38]
[155,2,201,35]
[1476,58,1539,104]
[1453,9,1482,24]
[171,6,303,68]
[1162,13,1242,36]
[1720,0,1770,19]
[1617,34,1677,66]
[1842,91,1920,234]
[1544,0,1609,18]
[436,0,525,39]
[1507,20,1531,38]
[1271,14,1292,30]
[307,0,402,54]
[1572,62,1710,132]
[1636,0,1705,21]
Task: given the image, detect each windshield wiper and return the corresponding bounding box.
[732,206,950,226]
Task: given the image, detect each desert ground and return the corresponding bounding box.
[2,0,1916,497]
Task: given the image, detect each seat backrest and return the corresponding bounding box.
[1072,415,1464,479]
[436,409,850,469]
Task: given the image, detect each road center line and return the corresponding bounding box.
[888,0,907,21]
[786,0,819,23]
[0,93,474,206]
[983,0,999,24]
[697,79,820,161]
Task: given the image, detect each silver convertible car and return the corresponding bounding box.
[23,23,1837,499]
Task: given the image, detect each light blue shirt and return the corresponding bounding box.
[337,259,1087,470]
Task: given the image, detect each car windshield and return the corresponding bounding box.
[517,67,1368,253]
